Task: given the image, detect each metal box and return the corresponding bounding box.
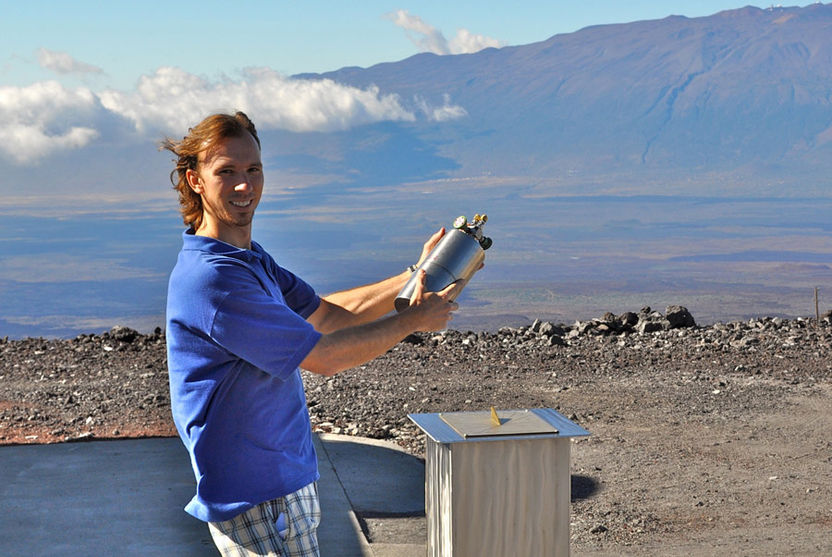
[409,408,590,557]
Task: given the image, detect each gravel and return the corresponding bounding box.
[2,307,831,554]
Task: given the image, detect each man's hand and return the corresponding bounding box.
[301,270,463,375]
[414,226,484,273]
[415,227,446,267]
[407,269,464,332]
[300,225,474,376]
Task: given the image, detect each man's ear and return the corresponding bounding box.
[185,168,203,194]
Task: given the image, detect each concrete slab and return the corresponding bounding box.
[0,435,425,556]
[316,434,425,515]
[312,435,373,557]
[316,434,428,556]
[0,438,214,556]
[367,544,424,557]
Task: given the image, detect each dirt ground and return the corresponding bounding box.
[1,310,830,555]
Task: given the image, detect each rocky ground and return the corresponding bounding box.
[1,306,831,555]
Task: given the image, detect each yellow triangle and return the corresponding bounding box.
[490,406,501,427]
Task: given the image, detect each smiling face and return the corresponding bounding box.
[186,132,264,249]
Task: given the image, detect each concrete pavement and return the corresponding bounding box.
[0,434,427,556]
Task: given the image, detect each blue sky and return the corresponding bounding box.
[4,1,759,88]
[0,0,766,172]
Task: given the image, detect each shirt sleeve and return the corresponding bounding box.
[209,265,322,381]
[268,256,321,318]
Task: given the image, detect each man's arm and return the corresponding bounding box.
[307,228,445,334]
[308,270,411,334]
[301,272,464,376]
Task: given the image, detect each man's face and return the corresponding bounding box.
[186,132,264,237]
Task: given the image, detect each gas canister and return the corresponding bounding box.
[395,214,492,312]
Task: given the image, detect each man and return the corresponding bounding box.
[163,111,465,556]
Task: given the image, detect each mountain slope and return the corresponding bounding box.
[296,4,832,194]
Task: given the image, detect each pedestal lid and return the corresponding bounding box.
[409,408,590,444]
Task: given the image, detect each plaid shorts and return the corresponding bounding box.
[208,482,321,557]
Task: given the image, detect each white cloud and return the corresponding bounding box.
[0,81,100,163]
[0,66,467,164]
[386,10,503,55]
[37,48,104,76]
[386,9,452,55]
[99,66,419,135]
[417,94,469,122]
[449,28,503,55]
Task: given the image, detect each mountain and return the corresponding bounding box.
[293,4,832,196]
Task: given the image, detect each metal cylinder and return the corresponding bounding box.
[395,228,485,312]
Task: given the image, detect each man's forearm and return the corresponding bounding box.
[301,307,419,376]
[319,269,412,327]
[303,267,463,377]
[310,228,446,334]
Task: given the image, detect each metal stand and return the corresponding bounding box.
[409,408,590,557]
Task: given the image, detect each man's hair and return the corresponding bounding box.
[161,111,261,229]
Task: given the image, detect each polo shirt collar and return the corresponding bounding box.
[181,229,264,263]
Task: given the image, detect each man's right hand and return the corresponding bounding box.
[301,270,466,376]
[407,269,465,332]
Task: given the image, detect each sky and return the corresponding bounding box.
[0,0,769,171]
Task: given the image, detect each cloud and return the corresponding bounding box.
[386,10,503,55]
[417,93,468,121]
[99,66,464,135]
[449,28,504,55]
[98,66,418,135]
[0,80,100,163]
[37,48,104,76]
[0,67,467,164]
[386,9,451,55]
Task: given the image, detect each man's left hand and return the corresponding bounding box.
[415,227,445,267]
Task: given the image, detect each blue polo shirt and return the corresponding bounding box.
[166,230,322,522]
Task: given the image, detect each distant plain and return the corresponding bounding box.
[3,181,831,339]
